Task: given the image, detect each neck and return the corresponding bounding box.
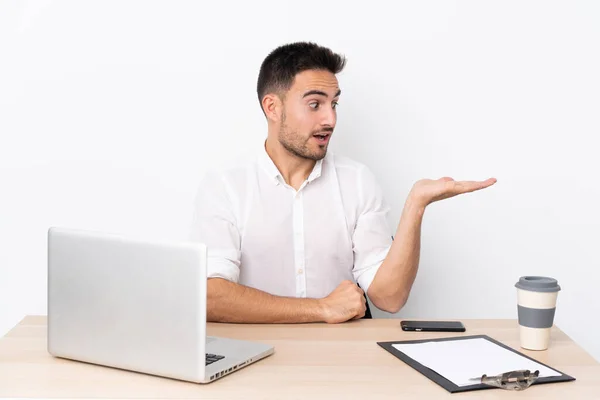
[264,137,316,190]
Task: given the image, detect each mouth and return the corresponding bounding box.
[312,132,331,144]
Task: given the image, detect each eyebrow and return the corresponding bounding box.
[302,89,342,98]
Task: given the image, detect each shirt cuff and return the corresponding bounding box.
[353,246,390,294]
[206,249,241,283]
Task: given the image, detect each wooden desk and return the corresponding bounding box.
[1,316,599,399]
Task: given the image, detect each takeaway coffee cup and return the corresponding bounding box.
[515,276,561,350]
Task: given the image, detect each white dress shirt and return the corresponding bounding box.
[189,143,393,299]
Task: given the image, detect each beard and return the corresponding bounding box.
[278,111,330,161]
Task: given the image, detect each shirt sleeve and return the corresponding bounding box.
[352,165,393,294]
[189,171,241,283]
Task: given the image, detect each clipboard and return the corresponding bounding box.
[377,335,576,393]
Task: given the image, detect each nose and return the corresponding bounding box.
[321,107,336,129]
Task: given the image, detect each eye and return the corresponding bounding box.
[309,102,319,110]
[332,101,339,109]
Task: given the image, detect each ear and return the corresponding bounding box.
[262,93,282,122]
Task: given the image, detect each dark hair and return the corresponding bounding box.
[257,42,346,113]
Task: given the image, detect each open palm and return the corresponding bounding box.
[411,177,497,206]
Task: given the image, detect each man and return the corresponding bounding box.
[190,42,496,324]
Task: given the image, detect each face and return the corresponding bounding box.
[276,70,341,161]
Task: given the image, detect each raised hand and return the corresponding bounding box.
[410,177,497,207]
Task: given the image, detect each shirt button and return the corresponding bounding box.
[297,268,303,275]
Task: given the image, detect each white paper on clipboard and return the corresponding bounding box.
[392,338,561,387]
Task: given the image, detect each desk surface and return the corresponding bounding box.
[1,316,599,399]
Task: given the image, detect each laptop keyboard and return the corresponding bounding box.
[205,353,225,366]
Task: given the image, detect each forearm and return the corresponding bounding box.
[207,278,324,323]
[368,193,425,313]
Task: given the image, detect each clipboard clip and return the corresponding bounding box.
[470,369,540,390]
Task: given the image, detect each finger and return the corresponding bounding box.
[439,176,454,182]
[353,308,366,320]
[454,178,497,193]
[477,178,497,188]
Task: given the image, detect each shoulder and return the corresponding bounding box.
[327,152,386,211]
[328,152,379,187]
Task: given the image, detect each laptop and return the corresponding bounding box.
[47,227,274,383]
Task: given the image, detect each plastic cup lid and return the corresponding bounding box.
[515,276,561,293]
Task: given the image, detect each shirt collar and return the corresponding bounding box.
[259,140,324,186]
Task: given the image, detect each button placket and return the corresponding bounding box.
[292,190,307,298]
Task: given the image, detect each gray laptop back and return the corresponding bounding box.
[47,227,208,382]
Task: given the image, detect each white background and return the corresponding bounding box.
[1,1,599,361]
